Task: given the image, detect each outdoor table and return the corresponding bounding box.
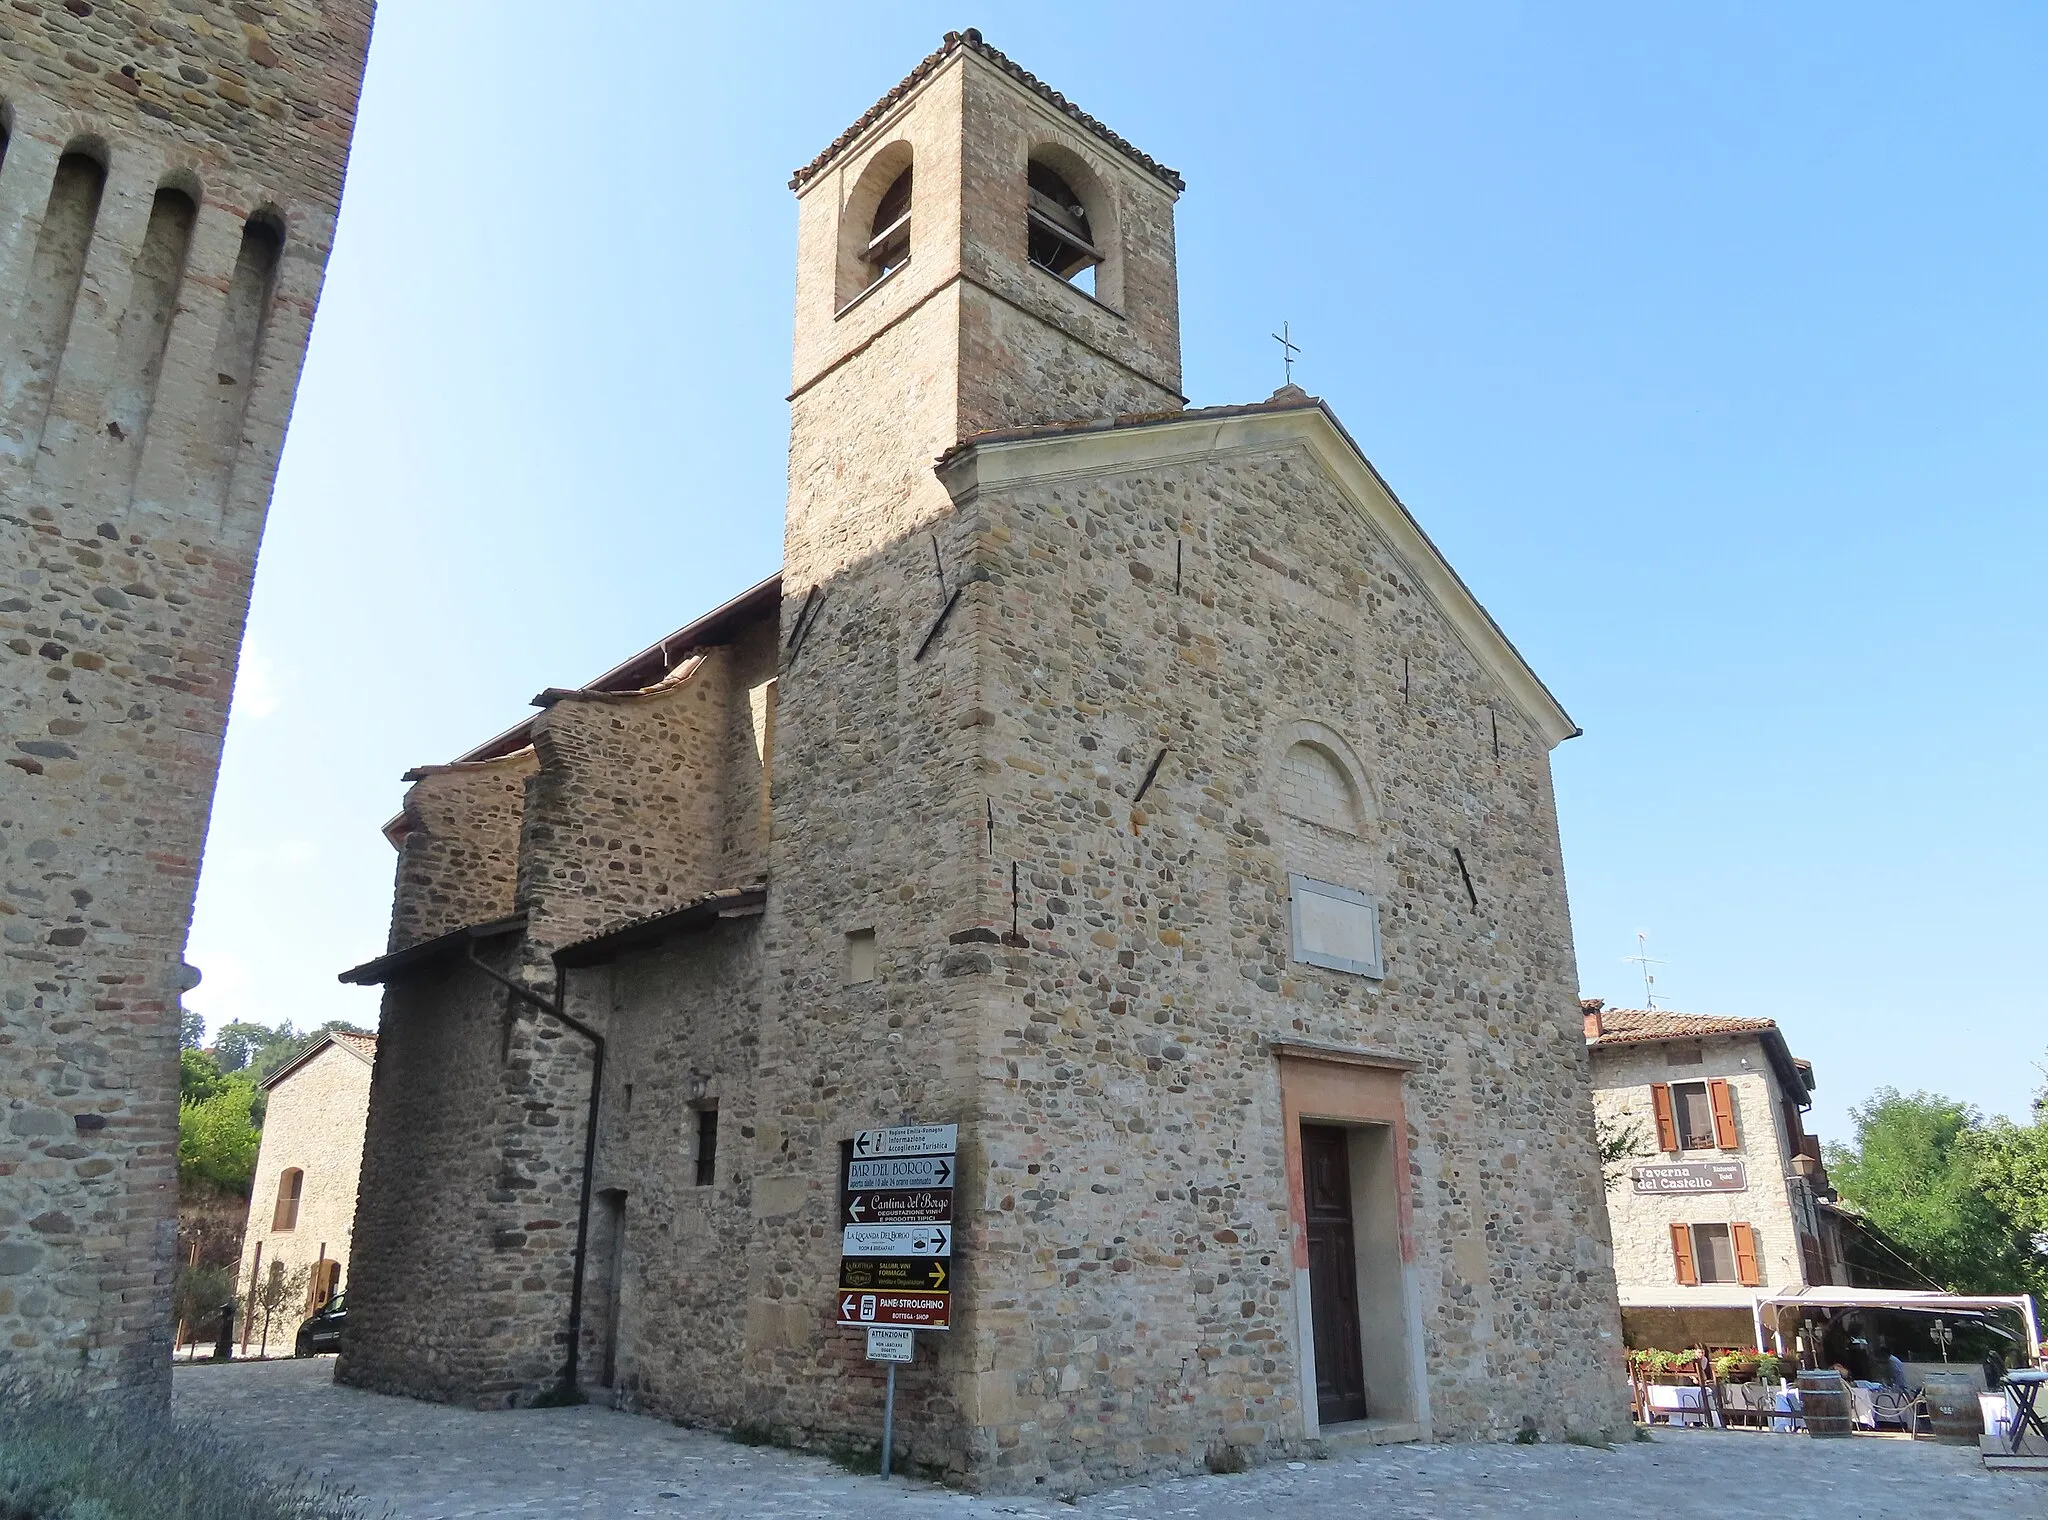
[2004,1369,2048,1455]
[1645,1384,1711,1427]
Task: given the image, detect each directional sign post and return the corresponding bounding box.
[841,1123,956,1481]
[852,1124,957,1159]
[846,1155,954,1191]
[843,1223,952,1257]
[843,1189,952,1227]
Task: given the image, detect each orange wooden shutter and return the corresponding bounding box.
[1651,1084,1679,1153]
[1731,1222,1761,1286]
[1670,1223,1698,1285]
[1709,1080,1739,1149]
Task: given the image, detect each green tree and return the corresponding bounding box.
[1976,1061,2048,1247]
[179,1006,206,1051]
[1598,1111,1653,1191]
[251,1257,311,1357]
[172,1260,234,1350]
[211,1018,372,1080]
[212,1019,303,1075]
[178,1079,261,1195]
[180,1045,227,1105]
[1827,1088,2045,1294]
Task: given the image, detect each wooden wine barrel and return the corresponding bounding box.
[1798,1369,1852,1438]
[1921,1372,1983,1442]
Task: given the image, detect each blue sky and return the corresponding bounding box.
[184,3,2048,1141]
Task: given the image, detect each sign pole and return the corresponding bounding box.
[881,1360,896,1480]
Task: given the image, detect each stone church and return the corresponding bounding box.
[339,31,1630,1489]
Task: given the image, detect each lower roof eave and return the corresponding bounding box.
[338,915,527,987]
[553,884,768,970]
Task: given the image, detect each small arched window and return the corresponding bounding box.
[272,1167,303,1231]
[1027,160,1102,295]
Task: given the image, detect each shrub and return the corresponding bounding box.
[172,1262,235,1349]
[1626,1347,1699,1377]
[178,1080,261,1195]
[0,1379,377,1518]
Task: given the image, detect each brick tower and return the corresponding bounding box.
[782,27,1184,594]
[0,3,373,1400]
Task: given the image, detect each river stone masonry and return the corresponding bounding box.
[338,31,1629,1494]
[0,2,371,1401]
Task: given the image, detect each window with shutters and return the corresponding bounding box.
[272,1168,303,1231]
[1650,1079,1740,1152]
[1670,1221,1761,1286]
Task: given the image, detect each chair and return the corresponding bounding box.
[1869,1382,1922,1430]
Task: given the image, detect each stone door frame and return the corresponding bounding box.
[1274,1040,1431,1441]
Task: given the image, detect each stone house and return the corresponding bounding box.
[337,31,1631,1490]
[234,1030,375,1350]
[0,2,371,1399]
[1585,1002,1848,1351]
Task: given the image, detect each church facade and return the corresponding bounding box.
[338,32,1630,1489]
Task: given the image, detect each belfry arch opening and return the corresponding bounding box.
[837,144,914,308]
[1027,157,1104,298]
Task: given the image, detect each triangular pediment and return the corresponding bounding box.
[934,399,1578,747]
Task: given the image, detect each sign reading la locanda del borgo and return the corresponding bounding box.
[838,1123,955,1333]
[1632,1160,1748,1195]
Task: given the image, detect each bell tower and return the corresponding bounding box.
[784,31,1184,589]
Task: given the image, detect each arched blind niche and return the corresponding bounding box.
[1272,723,1388,980]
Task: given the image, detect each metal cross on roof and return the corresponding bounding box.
[1272,322,1300,385]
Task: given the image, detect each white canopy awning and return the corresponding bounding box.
[1751,1287,2041,1362]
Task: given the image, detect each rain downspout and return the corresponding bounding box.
[466,941,604,1401]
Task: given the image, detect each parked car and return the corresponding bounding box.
[294,1293,345,1357]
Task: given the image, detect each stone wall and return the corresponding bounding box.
[234,1037,372,1346]
[0,0,370,1399]
[1591,1035,1815,1303]
[388,751,535,951]
[337,954,506,1402]
[570,917,766,1418]
[342,612,779,1406]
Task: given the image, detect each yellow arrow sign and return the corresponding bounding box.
[927,1260,946,1290]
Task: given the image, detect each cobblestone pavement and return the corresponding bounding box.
[174,1359,2042,1519]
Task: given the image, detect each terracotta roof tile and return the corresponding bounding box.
[333,1030,377,1058]
[790,30,1183,194]
[1586,1008,1778,1046]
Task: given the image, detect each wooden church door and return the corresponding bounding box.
[1303,1124,1370,1425]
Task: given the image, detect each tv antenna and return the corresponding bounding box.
[1623,931,1665,1010]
